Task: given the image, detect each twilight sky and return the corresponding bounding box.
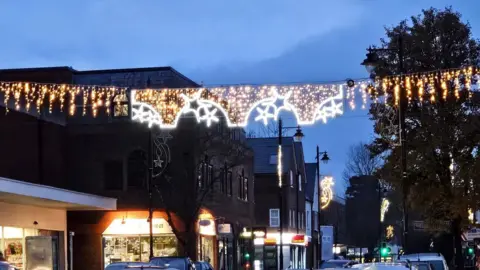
[1,0,479,196]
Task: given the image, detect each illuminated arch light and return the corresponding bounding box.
[130,82,370,129]
[380,198,390,222]
[320,176,334,209]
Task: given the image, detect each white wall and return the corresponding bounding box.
[0,201,67,270]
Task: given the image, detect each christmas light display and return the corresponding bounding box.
[0,66,477,130]
[130,83,352,129]
[386,225,394,240]
[380,198,390,222]
[320,176,334,209]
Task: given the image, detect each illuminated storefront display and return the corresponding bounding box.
[102,218,178,266]
[198,213,216,268]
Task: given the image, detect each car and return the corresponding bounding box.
[351,262,410,270]
[320,260,357,268]
[150,256,195,270]
[409,262,433,270]
[0,262,15,270]
[194,261,213,270]
[106,262,163,270]
[400,253,449,270]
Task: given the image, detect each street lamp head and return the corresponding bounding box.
[321,152,330,164]
[361,47,379,76]
[293,126,304,142]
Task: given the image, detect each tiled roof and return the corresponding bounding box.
[246,137,294,174]
[305,163,317,201]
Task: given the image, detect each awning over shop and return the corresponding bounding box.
[0,177,116,210]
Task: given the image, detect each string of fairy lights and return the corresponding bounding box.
[0,66,477,129]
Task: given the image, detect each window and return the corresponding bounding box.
[226,171,233,196]
[269,155,278,164]
[298,174,302,191]
[238,173,249,201]
[289,170,293,187]
[243,177,248,201]
[269,209,280,227]
[104,160,123,190]
[297,211,301,228]
[198,163,213,190]
[127,150,147,188]
[289,210,292,227]
[314,213,319,231]
[306,210,311,231]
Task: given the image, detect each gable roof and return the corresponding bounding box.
[246,137,295,174]
[305,163,317,201]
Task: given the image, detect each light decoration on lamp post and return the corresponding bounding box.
[320,176,334,209]
[380,198,390,222]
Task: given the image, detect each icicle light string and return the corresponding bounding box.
[0,66,477,129]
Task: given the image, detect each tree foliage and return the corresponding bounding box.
[343,141,382,182]
[368,7,480,261]
[153,124,251,257]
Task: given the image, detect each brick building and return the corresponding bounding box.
[247,137,307,270]
[0,66,255,270]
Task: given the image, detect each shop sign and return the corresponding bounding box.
[217,224,232,235]
[291,235,305,244]
[103,218,173,235]
[199,219,216,236]
[264,238,277,245]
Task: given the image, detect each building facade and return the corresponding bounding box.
[304,163,321,268]
[247,137,307,270]
[0,66,255,270]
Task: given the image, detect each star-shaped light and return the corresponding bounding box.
[199,107,219,127]
[255,105,275,125]
[328,100,343,116]
[156,132,173,144]
[154,159,164,168]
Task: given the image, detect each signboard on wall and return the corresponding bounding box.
[103,218,173,235]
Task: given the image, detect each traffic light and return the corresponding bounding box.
[468,247,474,255]
[380,243,391,257]
[244,252,250,260]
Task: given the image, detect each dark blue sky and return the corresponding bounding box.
[1,0,479,195]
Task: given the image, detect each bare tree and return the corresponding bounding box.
[153,126,251,258]
[342,141,382,183]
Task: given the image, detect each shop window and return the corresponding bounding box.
[237,171,248,201]
[3,227,24,269]
[104,160,124,190]
[127,150,147,188]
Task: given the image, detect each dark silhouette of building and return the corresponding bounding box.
[247,137,307,269]
[0,66,255,270]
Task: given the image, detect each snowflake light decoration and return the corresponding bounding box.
[130,82,363,129]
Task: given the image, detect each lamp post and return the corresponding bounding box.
[278,119,304,270]
[361,36,409,252]
[316,147,330,266]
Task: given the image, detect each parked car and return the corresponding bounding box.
[400,253,448,270]
[150,256,195,270]
[0,262,15,270]
[106,262,164,270]
[194,261,213,270]
[321,260,357,268]
[351,262,410,270]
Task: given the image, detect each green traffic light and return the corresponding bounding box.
[380,247,390,257]
[468,248,474,254]
[245,253,250,259]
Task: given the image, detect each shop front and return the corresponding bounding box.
[242,229,307,270]
[197,212,217,268]
[0,177,117,270]
[102,216,178,266]
[217,223,235,270]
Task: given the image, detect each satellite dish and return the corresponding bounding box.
[199,220,211,226]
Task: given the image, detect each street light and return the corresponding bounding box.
[278,119,304,270]
[316,147,329,266]
[361,36,409,252]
